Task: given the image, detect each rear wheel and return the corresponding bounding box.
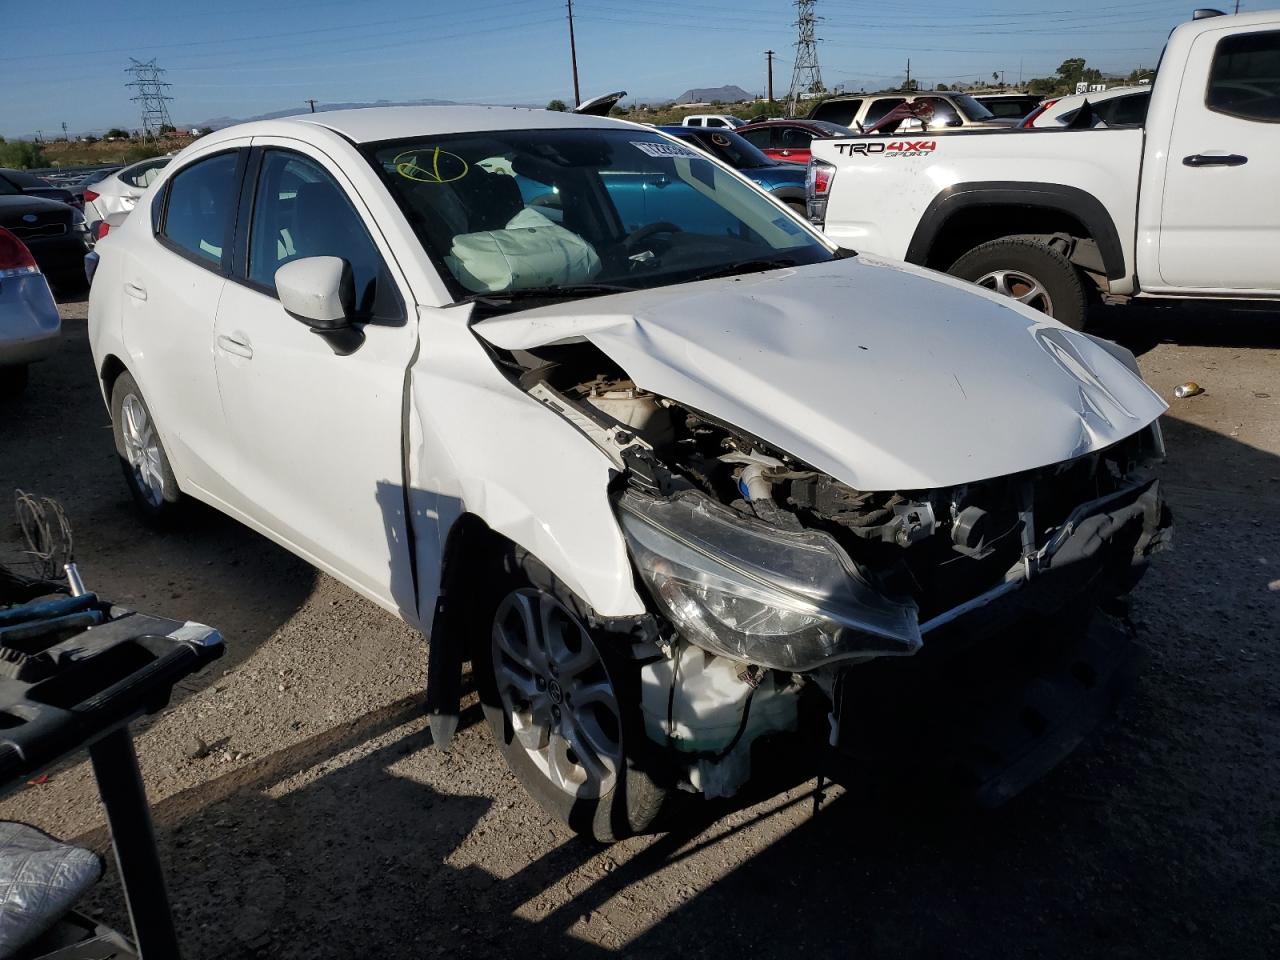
[110,372,183,522]
[473,545,670,841]
[949,238,1088,330]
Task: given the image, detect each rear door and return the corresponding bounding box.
[774,125,814,164]
[1155,26,1280,292]
[739,125,779,159]
[120,146,245,493]
[210,140,419,615]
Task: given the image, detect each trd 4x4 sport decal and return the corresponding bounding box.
[833,140,938,157]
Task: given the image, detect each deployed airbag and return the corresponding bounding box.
[447,207,601,293]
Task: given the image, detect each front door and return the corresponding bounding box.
[1156,26,1280,292]
[211,142,420,617]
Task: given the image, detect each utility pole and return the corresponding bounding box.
[61,121,68,141]
[905,58,911,91]
[765,49,775,102]
[566,0,581,108]
[306,99,318,113]
[787,0,824,116]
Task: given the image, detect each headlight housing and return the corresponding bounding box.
[616,490,921,671]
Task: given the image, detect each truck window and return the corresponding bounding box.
[1206,30,1280,122]
[912,97,962,127]
[810,99,862,126]
[863,98,906,126]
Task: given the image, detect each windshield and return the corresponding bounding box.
[954,94,997,121]
[368,128,832,302]
[0,175,20,196]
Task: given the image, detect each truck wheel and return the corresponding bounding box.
[473,546,670,842]
[949,238,1088,330]
[110,372,183,522]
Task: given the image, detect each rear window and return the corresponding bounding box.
[1206,29,1280,122]
[123,158,171,189]
[810,99,862,126]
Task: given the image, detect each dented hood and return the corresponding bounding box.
[473,256,1167,491]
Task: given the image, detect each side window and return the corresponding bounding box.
[779,127,814,149]
[1104,93,1150,126]
[247,151,385,316]
[1206,30,1280,121]
[686,118,702,127]
[862,98,906,126]
[811,99,861,126]
[159,152,239,268]
[913,97,962,127]
[124,159,167,189]
[739,127,774,149]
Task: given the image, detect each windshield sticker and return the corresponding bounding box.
[833,140,937,157]
[710,133,731,146]
[392,147,470,183]
[631,140,703,159]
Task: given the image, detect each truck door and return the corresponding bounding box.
[1157,27,1280,292]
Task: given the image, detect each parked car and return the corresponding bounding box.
[1025,86,1152,128]
[89,105,1170,840]
[0,177,92,290]
[681,114,744,128]
[808,91,1017,132]
[82,156,171,224]
[0,169,80,212]
[736,118,855,164]
[0,227,61,397]
[658,125,807,214]
[973,92,1045,120]
[68,166,121,209]
[809,8,1279,331]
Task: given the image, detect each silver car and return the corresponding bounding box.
[0,227,60,397]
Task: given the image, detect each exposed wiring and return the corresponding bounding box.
[14,490,74,581]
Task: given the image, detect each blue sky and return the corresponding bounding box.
[0,0,1227,137]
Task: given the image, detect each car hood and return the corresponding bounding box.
[472,256,1167,491]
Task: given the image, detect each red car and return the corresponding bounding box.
[736,119,855,165]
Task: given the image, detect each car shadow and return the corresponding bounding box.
[1089,299,1280,356]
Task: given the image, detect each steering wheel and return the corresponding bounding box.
[624,221,683,253]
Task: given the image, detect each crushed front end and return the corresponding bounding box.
[511,345,1172,805]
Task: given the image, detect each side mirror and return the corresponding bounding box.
[275,256,364,354]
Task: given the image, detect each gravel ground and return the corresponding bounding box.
[1,295,1277,959]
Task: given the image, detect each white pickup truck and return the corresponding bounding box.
[809,9,1280,330]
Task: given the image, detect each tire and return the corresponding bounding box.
[0,365,29,400]
[109,372,183,522]
[948,238,1088,331]
[472,545,670,842]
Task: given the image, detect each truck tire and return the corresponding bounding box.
[472,545,671,842]
[110,372,183,523]
[949,238,1088,331]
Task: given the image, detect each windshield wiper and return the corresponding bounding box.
[457,282,636,307]
[686,258,798,283]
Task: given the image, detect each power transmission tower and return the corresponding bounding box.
[787,0,823,115]
[125,58,174,141]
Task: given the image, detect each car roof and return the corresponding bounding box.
[1047,85,1150,111]
[738,118,822,128]
[205,105,628,145]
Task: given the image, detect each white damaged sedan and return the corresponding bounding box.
[88,106,1171,839]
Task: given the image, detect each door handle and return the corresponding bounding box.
[1182,153,1248,167]
[123,281,147,301]
[780,150,792,156]
[216,334,253,359]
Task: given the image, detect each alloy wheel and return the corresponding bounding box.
[975,268,1055,316]
[490,588,623,799]
[120,393,165,508]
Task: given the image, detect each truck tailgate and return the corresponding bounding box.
[812,128,1145,267]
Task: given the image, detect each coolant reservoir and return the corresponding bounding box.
[583,384,675,447]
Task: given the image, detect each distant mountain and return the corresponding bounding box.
[672,85,754,105]
[193,98,459,130]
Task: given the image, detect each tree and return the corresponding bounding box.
[546,99,567,112]
[158,123,176,135]
[0,138,48,169]
[105,128,130,140]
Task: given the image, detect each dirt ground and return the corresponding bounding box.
[1,295,1277,959]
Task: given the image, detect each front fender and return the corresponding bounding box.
[406,312,647,631]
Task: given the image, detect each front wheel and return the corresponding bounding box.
[473,546,671,841]
[948,238,1088,331]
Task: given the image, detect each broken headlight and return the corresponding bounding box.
[615,490,922,671]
